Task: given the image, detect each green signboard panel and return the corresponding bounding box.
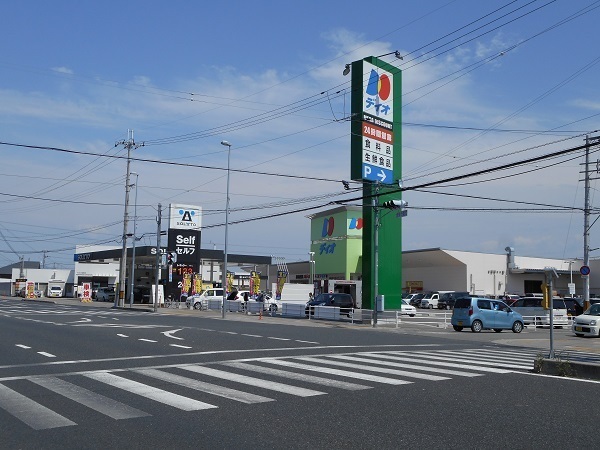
[349,56,403,310]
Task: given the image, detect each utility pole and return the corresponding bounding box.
[372,183,380,328]
[42,250,47,269]
[583,135,600,310]
[115,130,143,308]
[154,203,162,313]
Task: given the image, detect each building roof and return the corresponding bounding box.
[0,261,40,276]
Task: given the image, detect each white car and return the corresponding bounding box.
[572,303,600,337]
[400,300,416,317]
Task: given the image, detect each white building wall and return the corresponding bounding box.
[402,265,467,292]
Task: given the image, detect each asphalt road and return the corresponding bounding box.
[1,297,598,449]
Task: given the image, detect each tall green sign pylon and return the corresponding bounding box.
[349,56,403,323]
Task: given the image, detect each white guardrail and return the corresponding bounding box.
[187,300,577,329]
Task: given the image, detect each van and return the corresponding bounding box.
[420,291,452,309]
[510,297,568,327]
[186,288,224,310]
[451,297,524,333]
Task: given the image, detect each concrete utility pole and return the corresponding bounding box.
[583,135,600,310]
[116,130,144,308]
[154,203,162,313]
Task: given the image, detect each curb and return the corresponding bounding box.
[534,358,600,380]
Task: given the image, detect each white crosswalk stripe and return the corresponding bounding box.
[294,356,450,381]
[177,364,326,397]
[133,368,274,404]
[83,372,217,411]
[28,376,149,420]
[222,361,372,390]
[323,354,482,377]
[0,382,76,430]
[0,348,566,430]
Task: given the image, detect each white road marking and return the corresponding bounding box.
[325,354,481,377]
[83,372,216,411]
[375,352,512,373]
[161,329,184,340]
[296,356,450,381]
[295,340,319,344]
[402,351,531,370]
[15,344,31,349]
[135,368,273,404]
[37,352,56,358]
[28,376,149,419]
[220,331,238,335]
[169,344,192,349]
[241,334,263,338]
[268,337,291,341]
[117,334,128,338]
[138,339,157,343]
[179,365,326,397]
[261,359,412,385]
[68,318,92,324]
[0,383,76,430]
[223,361,371,390]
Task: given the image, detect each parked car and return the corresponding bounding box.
[96,287,116,302]
[404,292,425,307]
[420,291,451,309]
[438,291,470,310]
[501,294,520,306]
[400,299,416,317]
[186,288,224,310]
[451,297,524,333]
[510,297,568,328]
[572,303,600,337]
[305,293,355,317]
[563,297,584,316]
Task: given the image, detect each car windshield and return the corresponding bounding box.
[584,304,600,316]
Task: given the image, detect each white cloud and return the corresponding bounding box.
[51,66,73,75]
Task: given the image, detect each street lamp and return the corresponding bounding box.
[128,172,139,307]
[221,140,232,319]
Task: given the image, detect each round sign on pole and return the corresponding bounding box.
[580,265,591,276]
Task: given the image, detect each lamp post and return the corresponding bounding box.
[308,251,315,290]
[221,140,232,319]
[128,172,139,307]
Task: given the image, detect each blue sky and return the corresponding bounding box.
[1,0,600,269]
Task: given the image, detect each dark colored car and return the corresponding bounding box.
[438,291,470,310]
[563,297,584,316]
[407,293,425,307]
[305,293,355,317]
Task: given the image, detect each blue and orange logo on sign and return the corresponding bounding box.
[349,217,363,230]
[366,70,391,101]
[363,61,393,118]
[322,217,334,237]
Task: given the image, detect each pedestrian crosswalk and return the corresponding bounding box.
[0,347,574,430]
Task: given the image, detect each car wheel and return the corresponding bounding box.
[446,305,451,310]
[493,329,503,333]
[471,320,483,333]
[575,333,584,337]
[409,314,415,317]
[512,321,523,333]
[269,304,277,313]
[453,325,463,332]
[193,302,202,310]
